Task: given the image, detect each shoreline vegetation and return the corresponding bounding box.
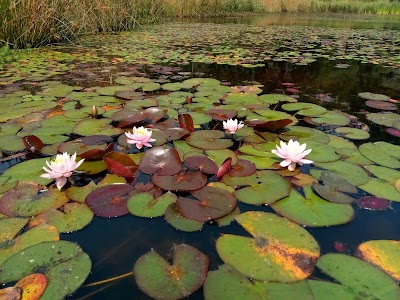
[0,0,400,49]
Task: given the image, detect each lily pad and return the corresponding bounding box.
[308,111,350,126]
[103,151,138,178]
[164,203,204,232]
[216,211,320,282]
[366,112,400,128]
[186,130,233,150]
[358,178,400,202]
[85,184,134,217]
[127,191,177,218]
[363,165,400,185]
[184,156,218,175]
[355,196,391,210]
[0,241,92,300]
[152,170,207,191]
[271,186,354,227]
[282,102,327,116]
[0,183,69,217]
[134,244,208,300]
[176,186,237,222]
[312,172,357,204]
[359,142,400,169]
[73,118,123,136]
[139,146,182,176]
[15,273,48,300]
[334,127,370,140]
[356,240,400,281]
[316,253,400,300]
[358,92,390,101]
[29,203,94,233]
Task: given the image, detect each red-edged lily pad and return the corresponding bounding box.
[176,186,237,222]
[248,119,293,131]
[178,114,194,132]
[139,146,182,175]
[85,184,134,217]
[134,244,208,300]
[23,135,45,153]
[103,151,138,178]
[355,196,391,210]
[152,170,207,191]
[184,156,218,175]
[365,100,398,111]
[229,159,256,177]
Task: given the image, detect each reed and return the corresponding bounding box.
[1,0,399,49]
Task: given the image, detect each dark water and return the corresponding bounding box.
[66,58,400,299]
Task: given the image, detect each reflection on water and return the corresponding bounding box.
[178,12,400,30]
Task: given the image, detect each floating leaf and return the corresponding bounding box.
[0,241,91,300]
[359,142,400,169]
[164,203,203,232]
[358,178,400,202]
[229,159,256,177]
[73,118,122,136]
[0,287,21,300]
[271,186,354,227]
[134,244,208,300]
[365,100,398,111]
[312,172,357,204]
[22,135,45,153]
[186,130,233,150]
[178,114,194,132]
[139,146,182,176]
[358,92,390,101]
[217,211,320,282]
[356,240,400,281]
[29,203,94,233]
[334,127,370,140]
[206,108,237,121]
[316,253,400,300]
[152,170,207,191]
[128,191,177,218]
[0,223,59,266]
[15,273,47,300]
[355,196,391,210]
[282,103,327,116]
[176,186,237,222]
[85,184,134,217]
[103,151,138,178]
[0,183,69,217]
[184,156,218,175]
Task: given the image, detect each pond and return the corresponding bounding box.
[0,13,400,300]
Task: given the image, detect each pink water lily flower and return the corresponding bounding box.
[272,139,313,171]
[223,118,244,134]
[125,126,156,149]
[41,152,84,190]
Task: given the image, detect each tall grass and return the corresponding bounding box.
[1,0,400,49]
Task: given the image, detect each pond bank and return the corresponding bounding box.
[1,0,400,49]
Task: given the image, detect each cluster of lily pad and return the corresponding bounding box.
[0,68,399,299]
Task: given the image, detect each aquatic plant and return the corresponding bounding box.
[272,139,313,171]
[40,152,84,190]
[222,118,244,134]
[125,126,156,149]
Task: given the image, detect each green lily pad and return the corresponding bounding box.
[29,202,94,233]
[307,280,354,300]
[141,82,161,92]
[164,203,204,232]
[334,127,370,140]
[309,111,350,126]
[0,183,69,217]
[173,140,202,161]
[312,160,369,186]
[282,126,329,143]
[223,170,291,205]
[366,112,400,128]
[0,223,59,266]
[73,118,123,136]
[358,92,390,101]
[282,103,327,116]
[359,142,400,169]
[216,211,320,282]
[248,110,298,124]
[204,149,237,167]
[305,141,340,163]
[238,155,279,169]
[358,178,400,202]
[0,135,25,152]
[134,244,208,300]
[0,241,92,300]
[271,186,354,227]
[363,165,400,184]
[316,253,400,300]
[186,130,233,150]
[128,191,177,218]
[95,85,131,96]
[258,93,298,104]
[313,172,357,204]
[357,240,400,281]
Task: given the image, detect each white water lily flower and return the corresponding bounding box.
[223,118,244,134]
[125,126,156,149]
[272,139,313,171]
[41,152,84,190]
